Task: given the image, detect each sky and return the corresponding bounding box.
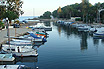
[22,0,104,16]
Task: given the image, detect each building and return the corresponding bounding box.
[82,0,89,3]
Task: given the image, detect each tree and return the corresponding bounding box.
[0,0,24,25]
[39,11,51,19]
[7,0,24,16]
[0,21,4,29]
[48,2,104,23]
[3,10,18,22]
[52,10,58,18]
[57,6,62,18]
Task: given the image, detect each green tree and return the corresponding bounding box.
[7,0,24,16]
[39,11,51,19]
[0,21,4,29]
[3,10,18,22]
[0,0,24,25]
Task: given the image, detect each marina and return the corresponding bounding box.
[0,21,104,69]
[0,0,104,69]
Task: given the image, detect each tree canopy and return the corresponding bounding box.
[41,2,104,23]
[0,0,23,23]
[39,11,51,19]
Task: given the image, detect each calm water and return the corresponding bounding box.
[2,21,104,69]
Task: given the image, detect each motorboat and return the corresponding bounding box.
[93,27,104,37]
[77,25,91,31]
[0,54,15,61]
[6,40,32,46]
[0,65,30,69]
[30,33,47,42]
[2,44,38,57]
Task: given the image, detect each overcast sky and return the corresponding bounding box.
[22,0,104,16]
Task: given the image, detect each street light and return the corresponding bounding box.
[98,9,104,23]
[6,18,9,36]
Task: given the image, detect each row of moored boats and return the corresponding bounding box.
[57,20,104,38]
[0,24,52,64]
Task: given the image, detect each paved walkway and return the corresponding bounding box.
[0,27,31,44]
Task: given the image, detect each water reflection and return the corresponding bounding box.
[53,22,89,50]
[80,32,88,50]
[43,21,51,27]
[101,39,104,45]
[57,25,62,36]
[93,39,99,46]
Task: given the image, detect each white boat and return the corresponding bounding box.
[2,44,38,57]
[0,65,29,69]
[71,23,78,28]
[77,25,91,31]
[0,54,15,61]
[7,40,32,46]
[8,33,47,42]
[12,39,32,43]
[32,28,46,33]
[33,26,52,31]
[93,27,104,37]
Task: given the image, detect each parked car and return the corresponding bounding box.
[22,20,28,24]
[12,24,20,28]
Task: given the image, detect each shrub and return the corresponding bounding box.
[0,21,4,29]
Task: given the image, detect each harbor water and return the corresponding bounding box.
[1,21,104,69]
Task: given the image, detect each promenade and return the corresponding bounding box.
[0,27,31,44]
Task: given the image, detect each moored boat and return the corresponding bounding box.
[0,54,15,61]
[0,65,30,69]
[2,44,38,57]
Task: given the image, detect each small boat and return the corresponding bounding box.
[64,22,74,26]
[32,26,52,31]
[36,32,47,37]
[71,23,78,28]
[93,31,104,37]
[30,33,47,42]
[56,20,64,25]
[93,27,104,37]
[2,44,38,57]
[77,25,91,31]
[11,39,31,43]
[0,54,15,61]
[0,65,30,69]
[6,40,32,46]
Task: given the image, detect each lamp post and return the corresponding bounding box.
[6,18,10,45]
[98,9,104,23]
